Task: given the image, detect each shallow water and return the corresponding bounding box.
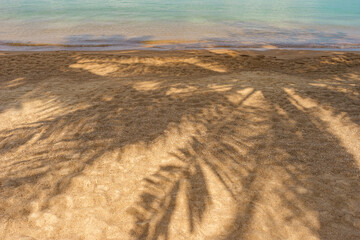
[1,0,360,50]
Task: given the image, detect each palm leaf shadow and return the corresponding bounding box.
[128,148,211,240]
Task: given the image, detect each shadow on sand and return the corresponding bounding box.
[0,50,359,239]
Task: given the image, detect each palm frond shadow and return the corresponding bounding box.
[127,64,360,239]
[1,51,360,239]
[128,147,212,240]
[129,165,181,240]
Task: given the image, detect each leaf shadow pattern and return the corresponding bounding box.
[0,51,228,220]
[130,165,181,240]
[125,52,360,240]
[0,50,360,239]
[128,148,211,240]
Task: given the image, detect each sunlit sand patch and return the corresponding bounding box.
[328,85,358,96]
[226,87,255,104]
[242,90,267,108]
[320,56,351,65]
[284,88,360,168]
[70,62,119,76]
[182,58,227,73]
[208,49,240,57]
[4,77,25,88]
[320,60,336,65]
[116,56,175,66]
[347,72,360,80]
[166,86,197,95]
[208,84,233,92]
[284,88,317,109]
[101,95,115,102]
[72,56,227,74]
[309,82,359,96]
[132,81,161,91]
[309,83,327,88]
[274,104,289,118]
[119,57,227,73]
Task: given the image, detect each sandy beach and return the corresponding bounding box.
[0,50,360,240]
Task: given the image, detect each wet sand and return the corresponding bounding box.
[0,50,360,240]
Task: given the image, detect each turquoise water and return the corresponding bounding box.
[1,0,360,50]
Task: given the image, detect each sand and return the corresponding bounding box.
[0,49,359,240]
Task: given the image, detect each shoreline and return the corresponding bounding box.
[1,49,359,58]
[1,40,360,52]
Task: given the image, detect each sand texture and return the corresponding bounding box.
[0,50,360,240]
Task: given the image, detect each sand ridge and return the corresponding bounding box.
[0,50,360,240]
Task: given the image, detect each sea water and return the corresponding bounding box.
[0,0,360,50]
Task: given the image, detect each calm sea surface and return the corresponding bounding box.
[1,0,360,50]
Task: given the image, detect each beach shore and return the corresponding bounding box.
[1,50,360,240]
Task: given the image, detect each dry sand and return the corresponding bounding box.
[0,49,360,240]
